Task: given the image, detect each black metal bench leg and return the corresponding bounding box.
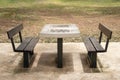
[88,52,92,67]
[29,51,34,59]
[90,52,97,68]
[57,38,63,68]
[30,51,34,55]
[88,52,92,60]
[23,52,30,68]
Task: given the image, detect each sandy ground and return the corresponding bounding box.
[0,42,120,80]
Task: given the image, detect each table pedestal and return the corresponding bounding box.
[57,38,63,68]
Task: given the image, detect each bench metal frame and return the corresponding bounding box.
[7,24,39,68]
[84,23,112,68]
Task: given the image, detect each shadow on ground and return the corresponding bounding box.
[35,53,73,73]
[80,54,102,73]
[14,53,74,74]
[4,52,104,74]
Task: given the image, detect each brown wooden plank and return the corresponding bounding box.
[83,37,96,53]
[89,37,105,52]
[99,23,112,39]
[16,37,32,52]
[24,38,39,52]
[7,24,23,39]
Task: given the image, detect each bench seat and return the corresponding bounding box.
[16,37,39,52]
[84,37,96,53]
[84,37,105,53]
[89,37,105,52]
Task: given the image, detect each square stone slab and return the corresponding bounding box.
[39,24,80,38]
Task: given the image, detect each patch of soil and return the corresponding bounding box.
[0,15,120,42]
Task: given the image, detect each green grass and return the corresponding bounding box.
[0,0,120,7]
[0,0,35,8]
[0,0,120,20]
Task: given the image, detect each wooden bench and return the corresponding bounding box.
[83,23,112,68]
[7,24,39,68]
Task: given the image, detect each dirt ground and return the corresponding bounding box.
[0,15,120,42]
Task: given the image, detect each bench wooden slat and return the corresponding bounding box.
[16,37,32,52]
[7,24,23,39]
[84,37,96,53]
[89,37,105,52]
[99,23,112,39]
[24,38,39,52]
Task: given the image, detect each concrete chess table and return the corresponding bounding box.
[39,24,80,68]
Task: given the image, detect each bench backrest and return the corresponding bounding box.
[98,23,112,51]
[7,24,23,51]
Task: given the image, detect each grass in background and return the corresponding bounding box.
[0,0,120,42]
[0,0,120,7]
[0,0,120,19]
